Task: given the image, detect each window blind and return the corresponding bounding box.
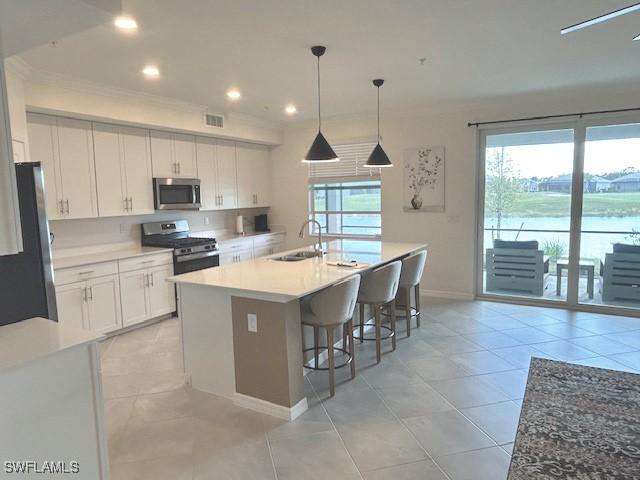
[308,142,378,182]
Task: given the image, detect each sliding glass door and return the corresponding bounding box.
[579,122,640,308]
[480,127,575,302]
[478,117,640,314]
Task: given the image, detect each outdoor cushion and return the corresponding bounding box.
[493,239,539,250]
[612,243,640,254]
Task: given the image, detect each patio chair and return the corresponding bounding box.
[486,240,549,296]
[602,243,640,303]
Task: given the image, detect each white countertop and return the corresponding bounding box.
[212,229,286,243]
[0,318,104,372]
[169,240,427,301]
[53,246,173,270]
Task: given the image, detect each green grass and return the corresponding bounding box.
[503,192,640,217]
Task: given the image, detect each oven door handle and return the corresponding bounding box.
[175,250,220,262]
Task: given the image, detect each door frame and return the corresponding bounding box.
[474,113,640,318]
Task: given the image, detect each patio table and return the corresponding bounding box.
[556,258,595,299]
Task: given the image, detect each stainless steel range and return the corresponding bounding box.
[141,220,219,274]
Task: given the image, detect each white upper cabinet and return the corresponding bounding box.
[150,130,197,178]
[196,137,238,211]
[236,142,271,208]
[217,139,238,209]
[27,113,61,220]
[93,123,153,217]
[27,113,97,220]
[195,137,219,210]
[121,126,154,214]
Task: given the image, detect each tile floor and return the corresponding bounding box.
[101,299,640,480]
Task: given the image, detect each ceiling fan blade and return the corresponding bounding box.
[561,2,640,35]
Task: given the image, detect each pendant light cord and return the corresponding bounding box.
[377,86,380,142]
[317,55,321,130]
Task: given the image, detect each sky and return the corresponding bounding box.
[487,138,640,179]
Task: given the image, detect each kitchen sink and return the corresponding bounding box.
[272,250,323,262]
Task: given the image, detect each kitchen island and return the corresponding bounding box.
[169,239,427,420]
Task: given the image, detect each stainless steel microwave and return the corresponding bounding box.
[153,178,201,210]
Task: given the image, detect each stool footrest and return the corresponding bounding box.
[352,323,395,341]
[303,347,352,371]
[381,305,418,319]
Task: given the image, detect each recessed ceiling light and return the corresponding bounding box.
[285,104,297,115]
[227,89,241,100]
[142,65,160,78]
[114,15,138,32]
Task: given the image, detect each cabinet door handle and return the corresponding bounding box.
[143,273,149,287]
[65,199,70,214]
[129,197,133,211]
[88,286,93,301]
[220,195,224,206]
[78,270,95,275]
[58,200,64,215]
[83,287,88,302]
[150,273,155,287]
[123,198,128,211]
[177,162,181,175]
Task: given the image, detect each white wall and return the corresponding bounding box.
[269,85,640,299]
[23,69,283,146]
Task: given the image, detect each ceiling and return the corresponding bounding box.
[17,0,640,122]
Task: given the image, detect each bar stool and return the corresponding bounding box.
[386,250,427,337]
[301,275,361,397]
[353,261,402,363]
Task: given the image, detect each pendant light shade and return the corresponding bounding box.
[302,45,339,163]
[366,78,393,167]
[304,131,338,162]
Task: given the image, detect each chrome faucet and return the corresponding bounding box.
[298,219,323,256]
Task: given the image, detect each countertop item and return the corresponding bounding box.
[53,245,173,270]
[169,240,426,301]
[509,357,640,479]
[0,317,103,371]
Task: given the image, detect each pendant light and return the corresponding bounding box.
[302,46,339,163]
[366,79,392,167]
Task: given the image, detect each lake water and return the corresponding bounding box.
[485,216,640,259]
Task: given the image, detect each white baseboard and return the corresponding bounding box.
[420,289,475,301]
[233,393,308,421]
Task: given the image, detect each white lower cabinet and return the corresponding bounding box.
[55,282,89,331]
[148,264,176,317]
[86,275,122,332]
[55,253,175,333]
[119,270,149,327]
[218,233,286,265]
[55,274,122,334]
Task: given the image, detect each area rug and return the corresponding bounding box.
[508,357,640,479]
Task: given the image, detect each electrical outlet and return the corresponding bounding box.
[204,216,210,225]
[119,223,126,233]
[247,313,257,333]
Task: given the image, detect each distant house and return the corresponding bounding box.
[539,174,572,193]
[611,173,640,193]
[539,174,612,193]
[521,179,538,192]
[586,176,612,193]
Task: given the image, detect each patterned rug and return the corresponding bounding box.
[509,357,640,479]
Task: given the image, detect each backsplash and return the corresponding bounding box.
[50,208,269,250]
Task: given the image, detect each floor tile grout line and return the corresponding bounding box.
[307,380,367,480]
[357,361,454,480]
[263,429,280,480]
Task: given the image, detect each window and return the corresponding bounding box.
[308,142,382,238]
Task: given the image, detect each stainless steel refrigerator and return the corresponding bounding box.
[0,162,57,325]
